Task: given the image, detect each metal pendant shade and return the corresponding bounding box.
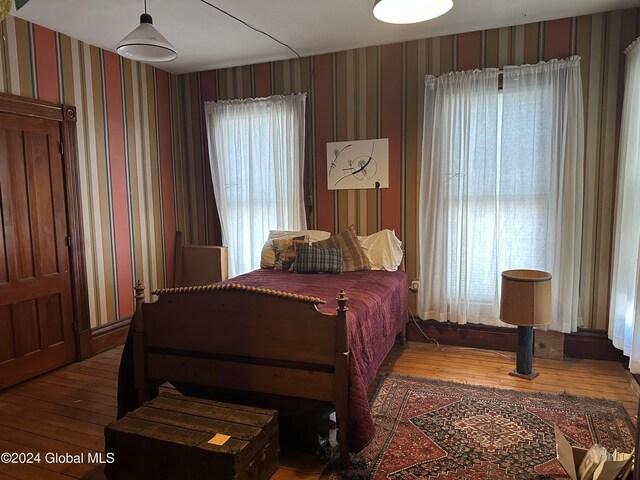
[117,7,176,63]
[373,0,453,24]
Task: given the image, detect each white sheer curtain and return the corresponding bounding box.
[609,38,640,373]
[418,57,584,332]
[418,69,500,325]
[501,56,584,333]
[205,93,307,277]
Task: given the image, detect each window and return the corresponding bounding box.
[419,58,584,332]
[205,94,307,277]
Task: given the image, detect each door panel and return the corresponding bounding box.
[0,306,14,363]
[39,294,64,346]
[13,300,40,357]
[0,113,76,389]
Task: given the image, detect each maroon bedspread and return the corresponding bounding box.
[225,269,408,452]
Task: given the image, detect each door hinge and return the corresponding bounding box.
[59,142,64,155]
[73,321,78,333]
[65,236,72,247]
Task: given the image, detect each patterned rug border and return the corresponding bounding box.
[373,373,632,412]
[322,373,635,479]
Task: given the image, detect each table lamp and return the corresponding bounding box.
[499,269,552,380]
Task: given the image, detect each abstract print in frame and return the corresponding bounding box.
[327,138,389,190]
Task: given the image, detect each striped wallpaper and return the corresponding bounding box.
[0,16,179,327]
[1,8,638,331]
[177,8,640,330]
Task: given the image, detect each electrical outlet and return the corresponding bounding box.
[410,280,420,292]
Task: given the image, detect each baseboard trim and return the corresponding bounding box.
[90,318,130,356]
[407,319,624,362]
[563,328,624,362]
[407,319,517,351]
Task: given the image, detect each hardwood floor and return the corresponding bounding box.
[0,342,637,479]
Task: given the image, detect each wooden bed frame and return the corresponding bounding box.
[132,280,352,462]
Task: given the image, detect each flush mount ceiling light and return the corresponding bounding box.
[373,0,453,24]
[117,0,177,62]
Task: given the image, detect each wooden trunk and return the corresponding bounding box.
[105,393,279,480]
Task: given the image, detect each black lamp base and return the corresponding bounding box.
[508,368,539,380]
[510,325,539,381]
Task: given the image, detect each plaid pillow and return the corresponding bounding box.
[294,244,343,274]
[312,225,370,272]
[272,235,307,270]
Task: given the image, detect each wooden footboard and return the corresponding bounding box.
[132,281,351,462]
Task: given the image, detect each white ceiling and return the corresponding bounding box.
[12,0,640,74]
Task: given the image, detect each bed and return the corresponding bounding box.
[119,232,408,463]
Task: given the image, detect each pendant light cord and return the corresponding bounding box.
[198,0,301,60]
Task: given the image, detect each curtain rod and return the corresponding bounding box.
[431,56,580,78]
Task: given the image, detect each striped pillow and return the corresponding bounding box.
[312,225,370,272]
[294,244,343,274]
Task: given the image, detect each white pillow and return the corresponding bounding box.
[260,230,331,268]
[357,229,403,271]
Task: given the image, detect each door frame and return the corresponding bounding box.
[0,92,91,360]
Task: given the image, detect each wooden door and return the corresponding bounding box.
[0,113,76,389]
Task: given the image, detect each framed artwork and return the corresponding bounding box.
[326,138,389,190]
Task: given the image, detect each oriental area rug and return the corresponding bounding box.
[321,374,635,480]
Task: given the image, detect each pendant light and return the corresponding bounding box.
[117,0,177,62]
[373,0,453,24]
